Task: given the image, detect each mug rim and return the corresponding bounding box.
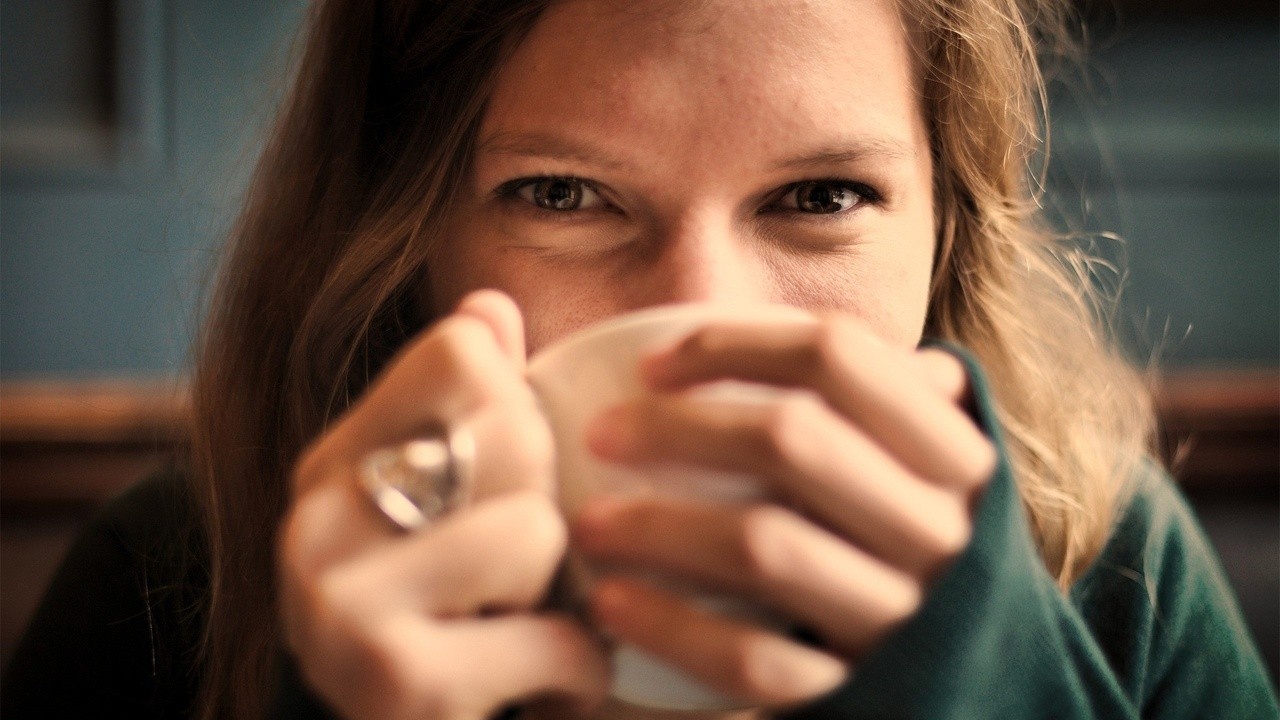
[526,301,815,375]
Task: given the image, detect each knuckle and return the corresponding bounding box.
[624,399,664,455]
[291,429,367,500]
[884,577,924,625]
[278,484,347,573]
[279,509,349,636]
[419,317,506,398]
[292,443,333,493]
[918,503,973,569]
[966,437,999,486]
[276,509,310,583]
[428,315,490,361]
[938,513,974,560]
[282,568,349,664]
[757,393,822,468]
[812,316,864,375]
[679,325,728,359]
[736,504,795,586]
[505,492,570,558]
[508,408,556,472]
[811,320,847,370]
[399,671,456,720]
[314,564,362,619]
[722,633,786,700]
[366,633,412,699]
[724,635,841,705]
[290,576,466,720]
[356,623,473,720]
[456,493,569,610]
[368,634,444,719]
[468,402,556,498]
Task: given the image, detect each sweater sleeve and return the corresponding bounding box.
[780,352,1278,720]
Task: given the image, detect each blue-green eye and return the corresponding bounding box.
[511,177,605,211]
[778,181,872,214]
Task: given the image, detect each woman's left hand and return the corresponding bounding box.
[572,315,997,707]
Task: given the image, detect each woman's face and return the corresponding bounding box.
[429,0,935,354]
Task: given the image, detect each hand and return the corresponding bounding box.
[278,290,609,720]
[573,315,996,708]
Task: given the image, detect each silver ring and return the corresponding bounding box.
[359,425,475,532]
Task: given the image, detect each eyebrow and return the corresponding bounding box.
[477,131,915,172]
[772,138,915,170]
[478,131,633,171]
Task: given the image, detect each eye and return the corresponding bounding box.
[510,176,606,211]
[775,181,873,215]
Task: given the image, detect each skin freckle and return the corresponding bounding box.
[430,0,934,353]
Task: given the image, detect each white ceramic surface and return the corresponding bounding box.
[526,303,816,712]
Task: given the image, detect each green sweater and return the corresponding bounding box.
[783,357,1278,719]
[4,362,1276,719]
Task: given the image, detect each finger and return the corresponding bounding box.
[281,479,397,580]
[591,577,847,707]
[426,615,610,718]
[293,311,533,496]
[912,347,969,404]
[312,613,608,720]
[454,289,527,368]
[329,491,570,617]
[293,306,555,509]
[586,392,973,576]
[286,396,555,572]
[576,497,925,652]
[639,317,995,489]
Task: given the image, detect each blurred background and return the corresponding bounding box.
[2,0,1276,683]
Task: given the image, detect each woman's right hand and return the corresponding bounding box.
[278,290,610,720]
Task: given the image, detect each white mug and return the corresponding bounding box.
[526,302,817,711]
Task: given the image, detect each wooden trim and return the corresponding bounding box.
[1,379,189,444]
[1,444,176,507]
[1154,369,1279,493]
[1,380,189,507]
[1154,369,1278,417]
[1,370,1276,505]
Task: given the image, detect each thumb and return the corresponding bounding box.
[454,289,528,368]
[451,290,556,499]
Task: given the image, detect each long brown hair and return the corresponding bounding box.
[908,0,1155,585]
[190,2,550,716]
[190,0,1154,716]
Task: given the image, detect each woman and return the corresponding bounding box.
[4,0,1275,718]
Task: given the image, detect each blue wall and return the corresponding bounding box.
[1,0,308,378]
[1049,21,1279,366]
[1,5,1276,378]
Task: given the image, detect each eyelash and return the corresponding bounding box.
[767,178,883,215]
[495,176,610,217]
[494,175,883,217]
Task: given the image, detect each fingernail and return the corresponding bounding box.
[585,405,634,460]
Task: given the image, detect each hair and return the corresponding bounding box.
[188,0,1155,716]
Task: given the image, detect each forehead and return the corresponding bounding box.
[481,0,926,171]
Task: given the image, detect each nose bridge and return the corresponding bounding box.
[648,214,764,306]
